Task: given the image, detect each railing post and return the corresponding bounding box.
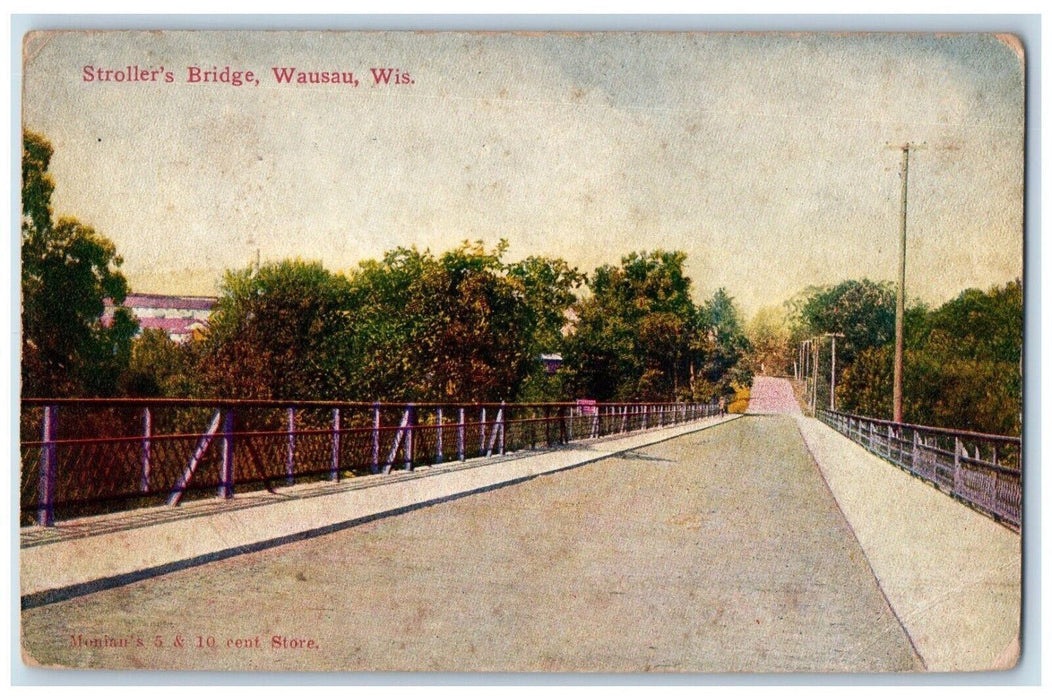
[286,407,296,485]
[458,407,466,461]
[483,404,500,458]
[479,407,487,457]
[218,409,235,499]
[436,407,444,464]
[330,408,341,481]
[141,407,152,493]
[528,407,537,449]
[568,405,575,439]
[37,404,57,527]
[953,436,962,493]
[912,429,919,474]
[371,402,381,474]
[499,401,506,454]
[405,404,415,471]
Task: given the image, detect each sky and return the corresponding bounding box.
[21,31,1024,316]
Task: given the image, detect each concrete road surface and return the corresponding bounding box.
[749,375,1020,672]
[747,375,801,414]
[22,416,921,673]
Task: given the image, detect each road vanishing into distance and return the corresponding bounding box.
[22,378,926,673]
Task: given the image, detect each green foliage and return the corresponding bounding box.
[505,255,585,353]
[563,252,750,402]
[837,280,1022,435]
[794,279,896,365]
[922,280,1022,365]
[745,305,793,376]
[121,329,201,397]
[697,288,753,396]
[21,131,54,236]
[565,251,693,401]
[76,234,746,406]
[515,369,568,403]
[21,131,136,397]
[505,255,584,400]
[343,241,578,402]
[197,260,352,400]
[185,243,588,404]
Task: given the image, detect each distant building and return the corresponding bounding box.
[103,293,216,343]
[540,353,563,375]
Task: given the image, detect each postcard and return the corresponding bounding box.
[18,29,1024,673]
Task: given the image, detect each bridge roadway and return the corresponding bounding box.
[19,379,1020,674]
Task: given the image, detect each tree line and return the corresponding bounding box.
[742,278,1023,436]
[22,131,751,405]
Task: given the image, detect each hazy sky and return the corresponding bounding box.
[22,31,1024,315]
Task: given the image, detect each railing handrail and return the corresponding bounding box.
[819,409,1020,445]
[20,397,704,410]
[21,397,724,526]
[817,408,1021,531]
[19,412,649,448]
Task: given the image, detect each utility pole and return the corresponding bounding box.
[811,338,819,415]
[889,142,925,424]
[825,332,844,411]
[831,333,837,411]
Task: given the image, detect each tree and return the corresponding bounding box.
[793,279,896,366]
[505,255,584,401]
[924,280,1022,366]
[21,131,135,397]
[121,329,201,397]
[195,243,582,404]
[746,305,793,376]
[505,255,584,352]
[197,260,353,400]
[563,251,747,402]
[565,251,694,401]
[695,288,752,398]
[837,280,1022,435]
[343,241,564,402]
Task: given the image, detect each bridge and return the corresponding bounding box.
[18,378,1020,673]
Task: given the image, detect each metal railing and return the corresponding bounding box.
[817,409,1021,530]
[21,398,724,526]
